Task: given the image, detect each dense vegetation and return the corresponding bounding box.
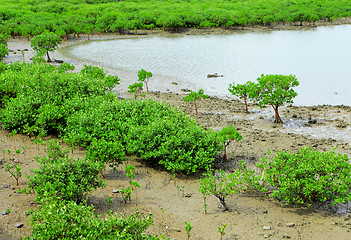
[24,201,159,240]
[1,1,350,237]
[23,140,106,203]
[1,0,351,38]
[0,62,222,173]
[0,34,8,61]
[21,141,159,239]
[257,147,351,206]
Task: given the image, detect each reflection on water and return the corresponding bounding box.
[61,25,351,106]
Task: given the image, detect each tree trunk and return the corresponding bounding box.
[145,81,149,93]
[272,105,283,124]
[194,101,198,115]
[100,171,105,180]
[135,188,138,206]
[218,196,229,211]
[223,145,227,161]
[244,97,248,112]
[46,52,52,62]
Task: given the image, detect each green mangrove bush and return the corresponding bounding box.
[0,62,118,136]
[255,74,299,124]
[31,32,62,62]
[23,140,106,203]
[0,62,222,173]
[24,200,160,240]
[229,74,299,124]
[218,125,243,161]
[258,147,351,206]
[138,69,153,93]
[64,97,222,173]
[228,81,259,112]
[199,164,259,211]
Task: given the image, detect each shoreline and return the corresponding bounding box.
[4,23,351,107]
[1,25,351,240]
[3,29,351,148]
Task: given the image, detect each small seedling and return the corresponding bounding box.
[5,163,22,186]
[20,50,25,62]
[15,149,21,162]
[183,89,208,115]
[106,195,113,205]
[159,208,165,235]
[10,130,17,138]
[34,138,45,155]
[125,165,140,205]
[128,82,144,99]
[218,125,243,161]
[172,173,176,186]
[22,146,27,160]
[218,223,227,240]
[69,144,76,155]
[125,165,135,182]
[5,209,11,214]
[185,221,193,240]
[137,69,153,93]
[177,185,185,197]
[198,185,209,214]
[120,187,132,204]
[132,181,140,206]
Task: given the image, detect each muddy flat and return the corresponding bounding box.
[1,91,351,239]
[1,34,351,240]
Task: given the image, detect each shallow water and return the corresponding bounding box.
[61,25,351,106]
[255,108,351,144]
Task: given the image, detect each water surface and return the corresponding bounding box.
[61,25,351,106]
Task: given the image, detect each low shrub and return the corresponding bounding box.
[23,140,106,203]
[0,62,222,174]
[0,62,118,135]
[64,98,222,173]
[257,147,351,206]
[24,200,160,240]
[218,125,243,161]
[199,163,260,211]
[0,44,8,61]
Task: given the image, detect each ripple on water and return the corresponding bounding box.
[61,25,351,106]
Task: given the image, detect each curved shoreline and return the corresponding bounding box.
[3,27,351,148]
[1,25,351,240]
[5,23,351,105]
[56,25,351,107]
